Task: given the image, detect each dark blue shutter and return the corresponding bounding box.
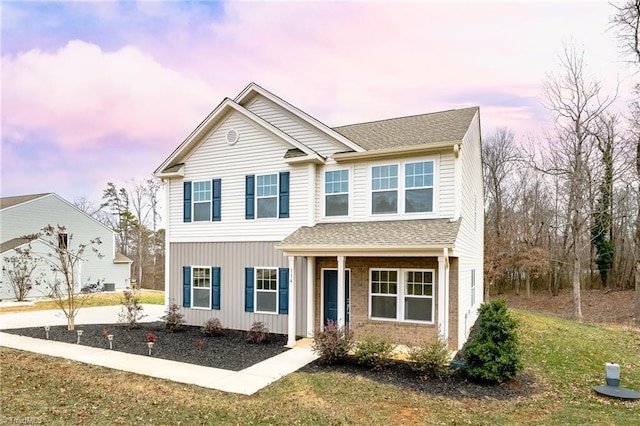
[211,267,221,310]
[183,181,192,223]
[245,175,255,220]
[278,267,289,315]
[244,267,254,312]
[212,179,221,222]
[279,172,290,218]
[182,266,191,307]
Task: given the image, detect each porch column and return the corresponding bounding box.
[306,256,315,337]
[287,255,297,347]
[337,256,346,328]
[437,250,449,342]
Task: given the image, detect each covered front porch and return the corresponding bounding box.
[276,219,461,349]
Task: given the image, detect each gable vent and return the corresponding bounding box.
[226,129,239,145]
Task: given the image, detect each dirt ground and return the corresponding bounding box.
[500,288,638,328]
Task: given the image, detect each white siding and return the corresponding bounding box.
[169,110,311,242]
[451,112,484,349]
[0,195,130,300]
[246,96,349,157]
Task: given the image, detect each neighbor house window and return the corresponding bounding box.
[370,269,398,319]
[255,268,278,313]
[193,181,212,221]
[58,232,68,250]
[471,269,476,306]
[371,165,398,214]
[256,174,278,218]
[325,169,349,216]
[192,267,211,309]
[370,268,435,323]
[405,161,434,213]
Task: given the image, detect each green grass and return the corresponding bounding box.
[0,291,164,314]
[1,309,638,425]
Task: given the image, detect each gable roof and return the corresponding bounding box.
[0,237,32,254]
[155,97,325,176]
[276,219,461,255]
[0,193,50,210]
[333,107,478,151]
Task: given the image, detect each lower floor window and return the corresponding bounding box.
[192,267,211,309]
[256,267,278,313]
[370,268,434,323]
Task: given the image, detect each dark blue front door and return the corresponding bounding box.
[323,270,350,325]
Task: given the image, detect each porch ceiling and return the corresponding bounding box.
[276,219,460,256]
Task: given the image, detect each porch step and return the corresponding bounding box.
[294,337,314,349]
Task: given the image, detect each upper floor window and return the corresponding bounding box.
[193,181,212,221]
[325,169,349,216]
[371,165,398,214]
[405,161,434,213]
[58,232,68,250]
[371,160,435,215]
[257,174,278,218]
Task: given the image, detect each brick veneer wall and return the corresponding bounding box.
[315,256,456,347]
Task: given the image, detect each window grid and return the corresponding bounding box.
[256,174,278,218]
[193,181,211,202]
[371,160,436,215]
[325,169,350,217]
[369,268,435,323]
[257,174,278,197]
[372,165,398,191]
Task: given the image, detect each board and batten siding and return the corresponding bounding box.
[246,96,350,157]
[169,241,308,335]
[169,110,311,242]
[451,111,484,349]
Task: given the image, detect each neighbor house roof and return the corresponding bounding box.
[276,219,461,255]
[0,193,50,210]
[333,107,478,151]
[114,253,132,263]
[0,237,32,254]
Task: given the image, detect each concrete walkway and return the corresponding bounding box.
[0,305,318,395]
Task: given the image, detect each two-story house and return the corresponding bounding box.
[154,83,483,350]
[0,193,132,300]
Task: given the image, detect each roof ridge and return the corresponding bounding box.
[333,106,479,130]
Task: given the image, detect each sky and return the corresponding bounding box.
[1,0,636,208]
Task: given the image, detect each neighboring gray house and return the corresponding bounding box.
[155,83,484,350]
[0,193,132,300]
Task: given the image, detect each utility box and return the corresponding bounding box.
[605,362,620,387]
[103,283,115,292]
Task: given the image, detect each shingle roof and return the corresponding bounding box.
[333,107,478,151]
[0,238,32,254]
[0,193,50,210]
[114,253,132,263]
[276,219,460,253]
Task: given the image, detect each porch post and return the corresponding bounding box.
[437,251,448,342]
[287,255,297,347]
[337,256,346,328]
[306,256,315,337]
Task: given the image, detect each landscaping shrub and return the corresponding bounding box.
[462,298,523,383]
[407,337,452,379]
[247,321,269,343]
[311,320,354,365]
[354,334,395,371]
[201,318,224,337]
[161,303,185,332]
[118,290,146,329]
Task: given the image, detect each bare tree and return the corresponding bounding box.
[2,242,44,301]
[541,44,615,319]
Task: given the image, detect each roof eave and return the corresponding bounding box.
[154,164,185,179]
[276,244,455,257]
[333,141,461,162]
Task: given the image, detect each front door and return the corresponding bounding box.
[323,269,350,325]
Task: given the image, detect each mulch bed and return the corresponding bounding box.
[3,323,289,371]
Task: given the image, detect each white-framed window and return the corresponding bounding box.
[369,268,435,323]
[193,181,212,222]
[255,267,278,313]
[324,169,349,217]
[370,159,436,215]
[371,164,398,214]
[192,267,211,309]
[405,161,434,213]
[256,174,278,218]
[471,269,476,306]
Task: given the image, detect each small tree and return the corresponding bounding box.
[462,298,523,383]
[38,225,103,330]
[2,242,44,301]
[118,289,146,328]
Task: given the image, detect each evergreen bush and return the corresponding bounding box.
[408,337,452,379]
[354,334,395,370]
[462,298,523,383]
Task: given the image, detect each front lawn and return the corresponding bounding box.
[0,291,164,314]
[1,308,638,425]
